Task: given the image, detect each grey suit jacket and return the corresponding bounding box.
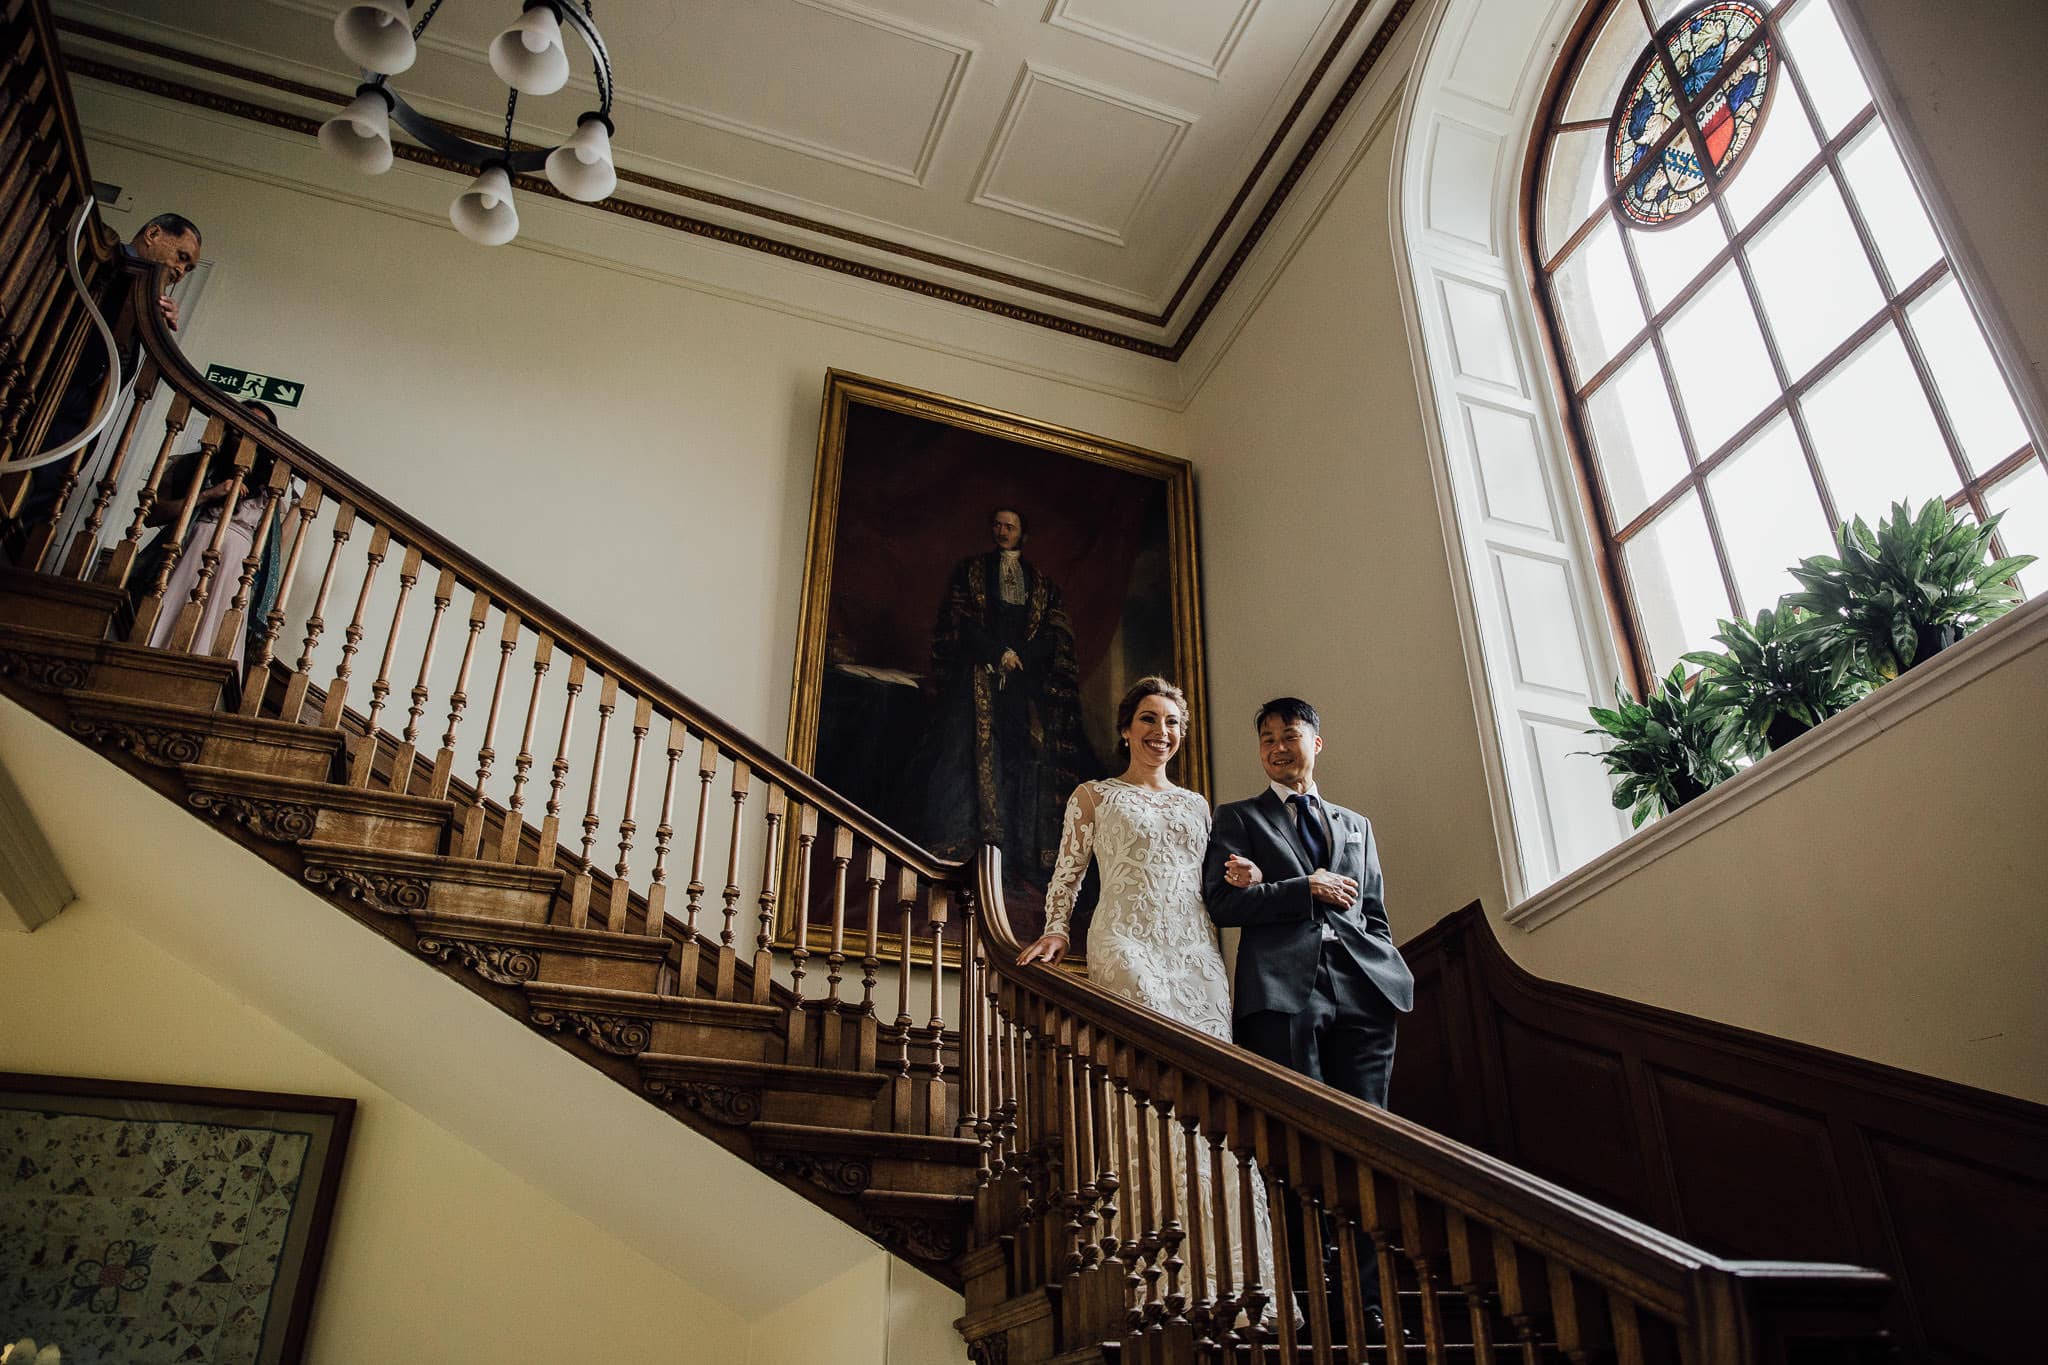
[1202,790,1415,1018]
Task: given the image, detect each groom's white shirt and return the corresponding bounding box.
[1266,779,1339,940]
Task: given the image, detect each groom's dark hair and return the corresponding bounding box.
[1254,697,1320,731]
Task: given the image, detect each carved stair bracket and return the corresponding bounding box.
[0,648,90,692]
[66,713,204,768]
[640,1077,761,1127]
[759,1150,873,1197]
[965,1334,1008,1365]
[416,934,538,986]
[528,1005,652,1057]
[186,789,317,843]
[304,862,431,915]
[860,1212,962,1263]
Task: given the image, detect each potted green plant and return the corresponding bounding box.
[1784,498,2035,680]
[1681,606,1869,756]
[1580,664,1744,828]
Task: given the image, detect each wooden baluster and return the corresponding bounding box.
[816,825,853,1064]
[375,562,450,758]
[1204,1087,1237,1346]
[1235,1099,1271,1344]
[674,735,716,995]
[642,716,683,934]
[784,804,817,1057]
[1261,1113,1300,1360]
[891,868,916,1130]
[1157,1077,1192,1342]
[1054,1027,1083,1276]
[567,672,617,929]
[127,414,221,646]
[1445,1210,1500,1365]
[426,590,490,798]
[347,542,421,784]
[58,354,157,578]
[497,633,553,860]
[1131,1063,1160,1331]
[1359,1165,1414,1365]
[711,758,749,997]
[1326,1149,1370,1360]
[101,390,188,588]
[1292,1128,1335,1365]
[747,782,783,991]
[164,432,259,653]
[1547,1260,1612,1365]
[211,459,291,658]
[1493,1238,1549,1365]
[602,692,653,930]
[456,608,522,855]
[310,519,387,715]
[923,886,949,1135]
[1076,1032,1105,1277]
[238,483,323,718]
[537,656,585,848]
[1400,1185,1451,1365]
[1103,1042,1131,1272]
[961,912,983,1157]
[1608,1297,1649,1365]
[1180,1078,1213,1346]
[278,502,355,723]
[852,844,884,1067]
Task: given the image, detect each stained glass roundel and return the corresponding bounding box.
[1610,1,1773,228]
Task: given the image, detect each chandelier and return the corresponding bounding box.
[319,1,618,245]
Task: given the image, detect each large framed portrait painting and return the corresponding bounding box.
[788,372,1207,953]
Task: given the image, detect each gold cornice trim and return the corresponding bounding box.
[56,1,1415,359]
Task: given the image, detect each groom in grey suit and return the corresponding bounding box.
[1202,697,1415,1330]
[1202,697,1414,1102]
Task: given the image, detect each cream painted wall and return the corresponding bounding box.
[1183,115,1508,946]
[76,82,1187,748]
[0,899,754,1360]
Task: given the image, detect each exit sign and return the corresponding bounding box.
[204,364,305,407]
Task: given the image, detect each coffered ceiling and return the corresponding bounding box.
[54,0,1418,355]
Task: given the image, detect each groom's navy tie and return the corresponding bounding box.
[1288,793,1328,869]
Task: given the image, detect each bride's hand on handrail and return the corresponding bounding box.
[1016,933,1069,966]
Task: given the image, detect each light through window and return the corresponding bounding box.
[1534,0,2044,679]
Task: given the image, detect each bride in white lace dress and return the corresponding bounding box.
[1016,677,1278,1322]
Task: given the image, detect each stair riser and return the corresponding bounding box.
[199,732,340,783]
[757,1088,883,1129]
[531,949,663,994]
[306,806,447,857]
[0,590,118,639]
[650,1018,779,1064]
[423,878,555,925]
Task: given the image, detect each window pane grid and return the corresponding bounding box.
[1534,0,2041,687]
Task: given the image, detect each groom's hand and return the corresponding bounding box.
[1307,869,1359,908]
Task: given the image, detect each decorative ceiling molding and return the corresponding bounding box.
[54,0,1418,360]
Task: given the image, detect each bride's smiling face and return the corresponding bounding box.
[1121,695,1185,769]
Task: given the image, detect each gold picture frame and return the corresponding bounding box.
[784,371,1208,960]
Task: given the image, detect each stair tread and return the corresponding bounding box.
[523,978,783,1022]
[638,1053,890,1093]
[0,620,238,674]
[300,838,566,888]
[180,761,456,813]
[63,688,338,742]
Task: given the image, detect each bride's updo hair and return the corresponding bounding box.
[1114,676,1188,750]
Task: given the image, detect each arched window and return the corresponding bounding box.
[1532,0,2045,679]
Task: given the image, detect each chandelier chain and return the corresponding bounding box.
[410,0,447,41]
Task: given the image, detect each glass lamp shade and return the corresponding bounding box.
[545,118,616,202]
[450,165,519,245]
[489,5,570,96]
[318,91,395,175]
[334,0,416,76]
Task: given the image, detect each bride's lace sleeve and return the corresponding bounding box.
[1040,784,1098,940]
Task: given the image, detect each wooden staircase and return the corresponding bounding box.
[0,574,982,1280]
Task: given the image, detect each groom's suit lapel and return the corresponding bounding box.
[1256,789,1315,874]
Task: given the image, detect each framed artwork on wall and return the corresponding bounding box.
[786,370,1207,958]
[0,1072,354,1364]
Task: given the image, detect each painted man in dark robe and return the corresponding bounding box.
[913,507,1092,904]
